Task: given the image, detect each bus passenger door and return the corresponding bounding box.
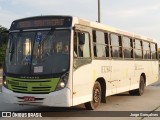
[72,25,93,106]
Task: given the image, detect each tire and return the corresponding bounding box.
[85,81,101,110]
[129,76,145,96]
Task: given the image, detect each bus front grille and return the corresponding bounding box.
[6,77,60,94]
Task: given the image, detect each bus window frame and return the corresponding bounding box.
[142,40,151,60]
[73,27,92,69]
[150,42,158,60]
[92,29,109,59]
[110,33,123,59]
[121,35,134,60]
[133,38,143,60]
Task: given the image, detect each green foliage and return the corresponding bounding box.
[0,25,8,68]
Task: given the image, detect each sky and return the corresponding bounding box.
[0,0,160,45]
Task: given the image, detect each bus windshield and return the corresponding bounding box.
[5,29,70,75]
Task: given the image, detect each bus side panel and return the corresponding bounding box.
[144,61,152,86]
[130,60,158,90]
[72,64,93,106]
[143,61,154,86]
[91,60,112,96]
[131,61,147,90]
[130,61,145,90]
[72,60,111,106]
[150,61,159,85]
[111,60,134,94]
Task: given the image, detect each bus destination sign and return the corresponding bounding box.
[10,16,72,30]
[18,19,65,28]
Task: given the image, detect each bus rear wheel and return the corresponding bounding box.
[85,81,101,110]
[129,76,145,96]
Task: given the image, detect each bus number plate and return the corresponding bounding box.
[24,96,35,101]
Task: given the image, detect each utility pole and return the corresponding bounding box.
[98,0,101,23]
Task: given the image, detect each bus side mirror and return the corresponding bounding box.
[78,33,85,45]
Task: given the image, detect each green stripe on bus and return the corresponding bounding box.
[6,76,60,93]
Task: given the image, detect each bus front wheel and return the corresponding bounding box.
[129,76,145,96]
[85,81,101,110]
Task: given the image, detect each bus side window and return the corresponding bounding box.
[134,39,143,59]
[74,32,91,58]
[143,41,150,59]
[151,43,157,59]
[122,36,133,59]
[110,33,122,58]
[93,30,107,58]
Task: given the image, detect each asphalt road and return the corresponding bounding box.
[0,85,160,120]
[0,71,160,120]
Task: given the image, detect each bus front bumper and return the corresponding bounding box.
[1,86,72,107]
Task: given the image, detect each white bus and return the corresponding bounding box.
[2,16,159,110]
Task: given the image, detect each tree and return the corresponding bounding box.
[0,25,8,68]
[0,25,8,31]
[0,25,8,47]
[0,25,8,44]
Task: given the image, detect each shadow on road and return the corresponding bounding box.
[113,93,130,96]
[15,105,86,112]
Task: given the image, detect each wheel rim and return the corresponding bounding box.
[92,83,101,108]
[93,88,101,103]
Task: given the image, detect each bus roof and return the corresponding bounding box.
[73,16,157,43]
[10,15,157,43]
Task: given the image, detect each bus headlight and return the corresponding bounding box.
[3,80,7,86]
[59,82,65,88]
[2,72,7,88]
[56,72,69,91]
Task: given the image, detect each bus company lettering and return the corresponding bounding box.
[135,65,144,70]
[101,66,112,73]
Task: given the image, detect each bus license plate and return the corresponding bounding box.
[24,96,35,102]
